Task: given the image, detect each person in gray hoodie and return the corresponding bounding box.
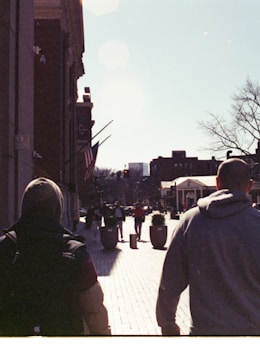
[156,158,260,336]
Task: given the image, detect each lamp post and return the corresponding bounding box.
[226,150,233,159]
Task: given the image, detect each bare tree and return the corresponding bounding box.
[199,79,260,162]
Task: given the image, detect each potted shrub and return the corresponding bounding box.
[151,213,165,226]
[150,213,167,249]
[100,216,118,249]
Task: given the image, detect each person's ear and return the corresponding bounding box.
[216,177,221,190]
[247,179,253,192]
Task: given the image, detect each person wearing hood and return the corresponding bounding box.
[0,177,111,336]
[156,158,260,336]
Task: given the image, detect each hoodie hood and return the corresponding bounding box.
[20,178,64,223]
[197,189,251,219]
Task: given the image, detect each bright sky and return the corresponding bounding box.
[77,0,260,172]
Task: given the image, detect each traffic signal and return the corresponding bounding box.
[123,169,130,178]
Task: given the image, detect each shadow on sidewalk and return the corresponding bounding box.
[93,247,122,276]
[77,219,122,277]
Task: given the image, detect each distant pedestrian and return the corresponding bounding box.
[132,202,145,241]
[100,202,111,226]
[156,158,260,335]
[85,206,94,229]
[112,201,125,241]
[92,202,102,243]
[0,177,111,336]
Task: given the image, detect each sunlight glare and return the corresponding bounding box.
[101,77,146,122]
[84,0,120,16]
[99,40,129,70]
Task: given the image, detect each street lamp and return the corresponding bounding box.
[226,150,233,159]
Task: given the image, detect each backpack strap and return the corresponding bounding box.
[66,239,85,254]
[62,234,86,261]
[5,231,17,245]
[0,231,17,263]
[2,228,86,261]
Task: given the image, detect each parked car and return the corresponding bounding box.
[123,206,133,216]
[143,205,153,215]
[253,203,260,210]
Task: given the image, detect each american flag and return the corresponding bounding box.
[84,142,99,180]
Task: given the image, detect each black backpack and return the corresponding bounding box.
[0,229,86,336]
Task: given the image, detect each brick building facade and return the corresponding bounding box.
[0,0,86,232]
[0,0,34,231]
[34,0,85,227]
[150,150,222,201]
[76,89,95,206]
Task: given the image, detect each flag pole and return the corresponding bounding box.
[91,120,113,143]
[75,134,111,170]
[64,119,113,165]
[98,134,111,147]
[75,119,113,155]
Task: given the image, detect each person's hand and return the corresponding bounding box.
[161,324,180,336]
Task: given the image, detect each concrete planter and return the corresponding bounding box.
[149,225,167,249]
[100,226,118,249]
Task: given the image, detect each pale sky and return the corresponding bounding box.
[77,0,260,171]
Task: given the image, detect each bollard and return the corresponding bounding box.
[130,234,138,249]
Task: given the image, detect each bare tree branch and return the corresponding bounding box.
[198,78,260,161]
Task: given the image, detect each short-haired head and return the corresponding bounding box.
[216,158,252,194]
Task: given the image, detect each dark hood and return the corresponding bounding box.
[20,178,64,224]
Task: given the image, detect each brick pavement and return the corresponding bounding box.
[76,212,191,336]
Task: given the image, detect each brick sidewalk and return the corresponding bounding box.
[77,212,191,336]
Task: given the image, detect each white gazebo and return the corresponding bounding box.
[161,175,217,211]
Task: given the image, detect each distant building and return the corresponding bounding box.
[34,0,85,228]
[0,0,91,231]
[128,162,150,177]
[158,143,260,210]
[161,175,217,212]
[76,88,95,205]
[0,0,34,231]
[150,150,222,201]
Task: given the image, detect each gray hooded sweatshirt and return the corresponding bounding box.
[156,189,260,335]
